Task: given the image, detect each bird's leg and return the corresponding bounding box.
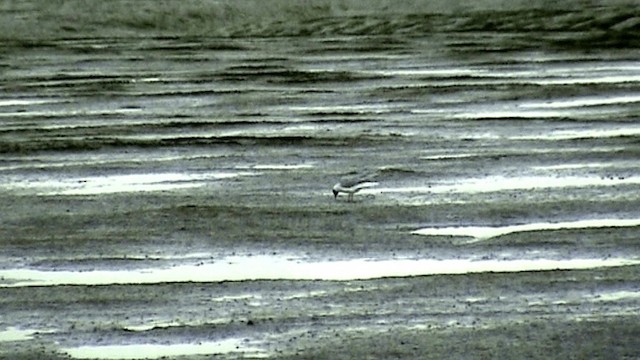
[348,193,353,202]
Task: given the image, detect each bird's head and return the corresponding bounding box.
[332,189,339,198]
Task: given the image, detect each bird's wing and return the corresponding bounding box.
[340,170,379,187]
[353,181,379,191]
[338,175,367,188]
[338,176,358,188]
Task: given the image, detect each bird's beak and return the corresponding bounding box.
[332,190,338,198]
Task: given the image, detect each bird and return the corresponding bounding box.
[332,172,379,202]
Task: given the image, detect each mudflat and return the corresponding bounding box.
[2,1,640,358]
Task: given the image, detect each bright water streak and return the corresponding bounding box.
[61,339,266,360]
[1,255,639,287]
[412,218,640,241]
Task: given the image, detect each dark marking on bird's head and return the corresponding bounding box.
[332,189,339,198]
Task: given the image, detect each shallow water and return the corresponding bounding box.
[2,253,640,287]
[61,339,267,360]
[412,218,640,241]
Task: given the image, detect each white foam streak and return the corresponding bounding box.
[366,68,480,77]
[370,175,640,195]
[452,109,575,119]
[412,218,640,241]
[591,290,640,302]
[520,94,640,109]
[2,255,639,287]
[235,163,314,170]
[532,161,635,171]
[420,153,478,160]
[0,108,142,118]
[2,171,256,195]
[531,75,640,85]
[123,321,184,332]
[0,99,60,106]
[289,104,395,114]
[61,339,265,360]
[0,327,50,342]
[365,67,640,86]
[513,127,640,140]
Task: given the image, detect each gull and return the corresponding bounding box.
[332,172,379,202]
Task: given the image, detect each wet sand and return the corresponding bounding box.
[3,168,640,358]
